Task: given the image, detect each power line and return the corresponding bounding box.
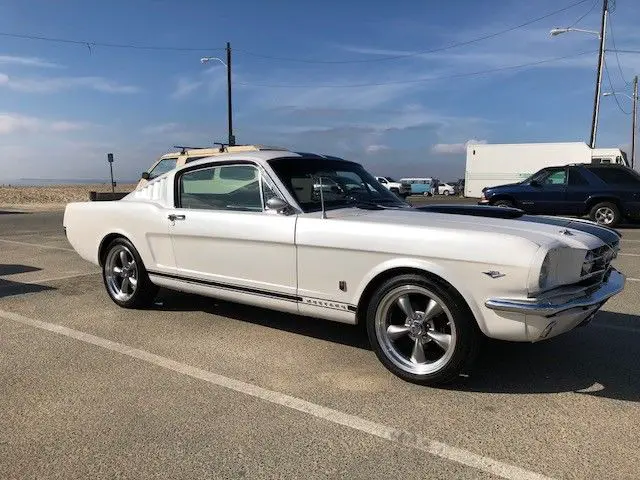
[0,31,225,52]
[237,50,595,88]
[604,59,631,114]
[569,0,599,27]
[608,49,640,54]
[234,0,591,64]
[607,15,630,86]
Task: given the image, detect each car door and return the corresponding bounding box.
[166,162,298,299]
[528,167,569,214]
[565,166,593,215]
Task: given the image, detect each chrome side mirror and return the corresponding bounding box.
[266,197,292,214]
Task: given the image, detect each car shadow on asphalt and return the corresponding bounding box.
[456,311,640,403]
[0,264,55,298]
[154,289,371,350]
[154,290,639,401]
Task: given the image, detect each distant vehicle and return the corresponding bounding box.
[479,164,640,227]
[137,144,290,190]
[400,177,434,196]
[375,176,411,198]
[465,142,628,198]
[438,183,456,196]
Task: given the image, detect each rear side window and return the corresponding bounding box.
[568,168,589,186]
[148,158,178,179]
[590,167,640,185]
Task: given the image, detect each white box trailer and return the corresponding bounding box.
[464,142,628,198]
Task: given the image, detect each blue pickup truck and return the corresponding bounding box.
[479,164,640,227]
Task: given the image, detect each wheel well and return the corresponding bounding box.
[355,267,468,325]
[98,233,129,266]
[585,197,622,213]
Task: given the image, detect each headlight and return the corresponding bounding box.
[539,252,551,289]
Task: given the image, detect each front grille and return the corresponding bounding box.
[581,242,618,281]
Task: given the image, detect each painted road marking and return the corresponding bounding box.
[619,253,640,257]
[0,238,74,252]
[0,308,552,480]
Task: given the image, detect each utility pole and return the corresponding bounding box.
[632,75,638,169]
[226,42,235,146]
[589,0,608,149]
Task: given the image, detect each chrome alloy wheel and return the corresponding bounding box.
[595,206,615,225]
[374,285,457,375]
[104,245,138,302]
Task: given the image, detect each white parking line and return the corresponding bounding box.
[0,238,74,252]
[619,253,640,257]
[628,278,640,282]
[0,308,552,480]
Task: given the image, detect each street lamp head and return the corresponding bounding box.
[550,27,568,36]
[200,57,210,64]
[602,92,614,97]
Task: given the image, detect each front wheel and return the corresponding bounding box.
[589,202,621,227]
[102,238,158,308]
[492,199,514,208]
[366,274,480,385]
[443,190,450,196]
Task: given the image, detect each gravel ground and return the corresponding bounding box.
[0,184,136,211]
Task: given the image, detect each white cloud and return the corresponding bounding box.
[431,138,487,155]
[366,144,390,153]
[171,78,203,99]
[141,122,180,135]
[0,55,61,68]
[0,113,89,135]
[0,73,139,93]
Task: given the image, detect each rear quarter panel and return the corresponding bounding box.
[63,200,174,271]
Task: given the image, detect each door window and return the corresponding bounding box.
[179,164,268,211]
[534,169,566,185]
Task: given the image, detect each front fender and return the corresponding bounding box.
[352,257,490,336]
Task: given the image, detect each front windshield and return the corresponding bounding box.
[384,176,396,182]
[269,157,407,213]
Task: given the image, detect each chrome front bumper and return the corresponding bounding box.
[485,269,625,318]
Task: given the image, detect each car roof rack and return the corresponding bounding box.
[173,145,208,154]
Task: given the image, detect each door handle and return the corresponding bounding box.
[168,214,186,221]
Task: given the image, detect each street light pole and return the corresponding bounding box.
[632,75,638,169]
[589,0,608,149]
[201,43,235,147]
[226,42,235,146]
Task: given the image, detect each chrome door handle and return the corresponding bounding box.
[168,214,186,221]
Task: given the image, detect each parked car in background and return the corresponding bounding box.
[375,176,411,198]
[465,142,628,198]
[137,144,290,190]
[400,177,434,196]
[438,183,456,196]
[64,149,625,385]
[479,164,640,227]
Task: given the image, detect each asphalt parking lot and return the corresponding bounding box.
[1,205,639,480]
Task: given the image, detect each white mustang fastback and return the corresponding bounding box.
[63,150,625,384]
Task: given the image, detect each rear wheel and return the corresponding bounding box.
[443,190,450,196]
[366,274,480,385]
[102,238,158,308]
[589,202,621,227]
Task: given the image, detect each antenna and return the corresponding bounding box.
[318,176,326,219]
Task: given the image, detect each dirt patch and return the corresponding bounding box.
[0,184,137,210]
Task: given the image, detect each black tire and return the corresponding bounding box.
[365,274,481,385]
[492,199,514,208]
[589,202,621,227]
[102,237,158,309]
[443,190,450,196]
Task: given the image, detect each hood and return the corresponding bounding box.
[325,206,614,251]
[413,204,620,247]
[483,182,522,192]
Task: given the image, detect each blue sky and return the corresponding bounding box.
[1,0,639,183]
